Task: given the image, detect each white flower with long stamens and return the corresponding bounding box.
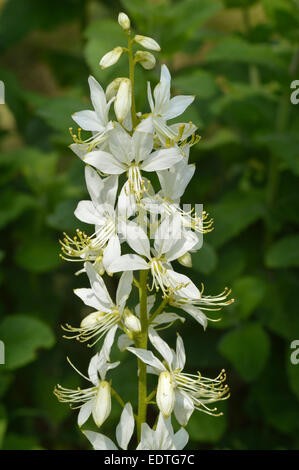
[147,64,195,142]
[60,167,122,272]
[70,76,114,156]
[83,118,183,201]
[137,412,189,450]
[128,329,229,425]
[84,402,135,450]
[109,214,199,296]
[54,325,119,427]
[62,263,133,346]
[170,286,234,330]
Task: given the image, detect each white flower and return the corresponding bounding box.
[83,118,183,200]
[100,47,123,69]
[54,326,119,427]
[134,34,161,51]
[109,214,199,296]
[137,413,189,450]
[118,12,130,31]
[70,76,114,155]
[61,166,122,272]
[147,65,195,142]
[84,402,135,450]
[62,262,133,346]
[128,329,230,425]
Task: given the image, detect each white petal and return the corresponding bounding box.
[153,312,185,326]
[141,147,182,172]
[109,254,149,272]
[74,288,102,311]
[164,95,195,121]
[84,150,126,174]
[173,427,189,450]
[88,76,109,126]
[84,431,118,450]
[181,304,208,329]
[103,175,118,208]
[85,262,113,307]
[117,334,134,351]
[109,124,133,165]
[166,270,201,298]
[72,110,104,132]
[116,271,133,307]
[127,347,165,371]
[175,334,186,370]
[123,222,151,258]
[103,235,121,272]
[88,353,100,385]
[116,403,134,450]
[132,125,153,164]
[78,400,93,427]
[154,65,171,110]
[173,390,194,427]
[74,200,100,225]
[149,328,174,368]
[134,35,161,51]
[85,166,104,206]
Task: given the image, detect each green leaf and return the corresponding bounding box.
[2,433,43,450]
[219,323,270,382]
[209,191,265,247]
[0,191,34,229]
[0,406,7,449]
[173,69,219,99]
[265,235,299,268]
[205,37,286,70]
[0,315,55,370]
[188,403,227,443]
[232,276,266,320]
[192,242,218,275]
[15,237,61,273]
[255,134,299,176]
[47,199,79,231]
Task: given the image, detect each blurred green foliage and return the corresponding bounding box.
[0,0,299,450]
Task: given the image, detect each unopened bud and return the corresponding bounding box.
[134,35,161,51]
[114,78,132,123]
[123,308,141,333]
[118,12,130,31]
[156,371,175,417]
[81,311,105,328]
[135,50,156,70]
[178,252,192,268]
[106,77,123,101]
[92,381,111,427]
[100,47,123,69]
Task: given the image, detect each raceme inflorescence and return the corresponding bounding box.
[54,12,233,451]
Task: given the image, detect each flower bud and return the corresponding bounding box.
[81,311,105,328]
[114,78,132,123]
[156,371,175,417]
[135,50,156,70]
[106,77,123,101]
[123,308,141,333]
[99,47,123,69]
[92,381,111,427]
[134,35,161,51]
[178,252,192,268]
[118,12,130,31]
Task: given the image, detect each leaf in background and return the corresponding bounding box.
[208,191,265,248]
[173,69,219,99]
[192,241,218,275]
[231,276,266,320]
[188,403,227,443]
[219,322,270,382]
[255,134,299,176]
[199,128,240,150]
[47,200,80,231]
[0,405,7,449]
[0,191,35,229]
[0,315,55,370]
[2,433,43,450]
[15,238,61,273]
[205,37,286,70]
[265,235,299,268]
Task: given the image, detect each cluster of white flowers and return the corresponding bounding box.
[55,12,233,450]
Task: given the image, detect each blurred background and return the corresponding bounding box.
[0,0,299,450]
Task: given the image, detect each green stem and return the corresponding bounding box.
[127,32,138,128]
[135,269,149,440]
[150,296,169,324]
[111,388,125,408]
